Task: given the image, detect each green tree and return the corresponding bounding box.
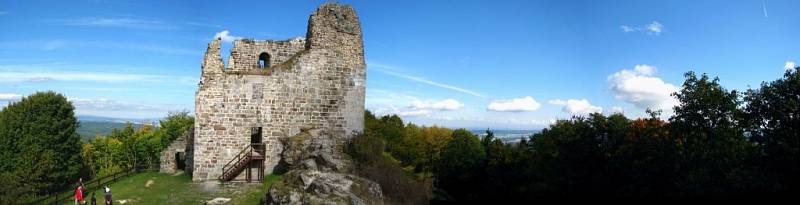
[88,136,125,177]
[157,111,194,149]
[743,67,800,191]
[609,110,679,196]
[437,129,485,201]
[669,71,750,194]
[0,91,84,201]
[109,123,136,168]
[378,115,404,154]
[528,117,607,196]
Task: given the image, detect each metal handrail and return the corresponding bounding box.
[220,143,266,180]
[221,144,253,176]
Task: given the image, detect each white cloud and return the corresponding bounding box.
[785,61,796,71]
[549,99,603,115]
[368,62,487,98]
[370,97,463,118]
[507,118,557,127]
[0,93,22,101]
[645,21,663,34]
[370,104,432,117]
[621,25,635,32]
[620,21,663,35]
[409,99,464,111]
[60,17,172,29]
[396,109,432,117]
[0,63,196,84]
[214,30,243,43]
[0,40,196,55]
[487,96,542,112]
[68,98,186,118]
[634,64,656,75]
[611,106,624,114]
[608,64,679,114]
[71,98,144,111]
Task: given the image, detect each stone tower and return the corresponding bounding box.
[192,3,365,181]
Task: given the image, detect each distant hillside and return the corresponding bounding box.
[76,115,159,141]
[470,129,540,143]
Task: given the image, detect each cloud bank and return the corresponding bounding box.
[608,64,679,114]
[487,96,542,112]
[0,93,21,101]
[410,98,464,111]
[549,99,603,115]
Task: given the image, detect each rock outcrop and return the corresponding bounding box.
[264,128,383,205]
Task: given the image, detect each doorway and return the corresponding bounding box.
[251,127,263,143]
[175,151,185,170]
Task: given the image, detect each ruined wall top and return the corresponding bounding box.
[200,3,363,77]
[306,3,363,52]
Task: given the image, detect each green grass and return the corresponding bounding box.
[234,174,284,204]
[63,172,282,205]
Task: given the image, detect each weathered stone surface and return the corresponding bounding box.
[192,3,366,181]
[278,128,349,173]
[160,128,193,173]
[265,124,382,204]
[264,170,383,205]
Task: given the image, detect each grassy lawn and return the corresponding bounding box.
[63,171,282,205]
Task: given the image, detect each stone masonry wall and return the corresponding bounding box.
[228,38,305,72]
[192,3,365,181]
[159,128,191,174]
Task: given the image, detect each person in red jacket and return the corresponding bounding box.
[75,184,84,205]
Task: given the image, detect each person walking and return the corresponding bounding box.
[74,184,84,205]
[91,192,97,205]
[79,178,87,200]
[103,186,113,205]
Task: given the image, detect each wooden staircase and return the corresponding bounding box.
[220,143,266,182]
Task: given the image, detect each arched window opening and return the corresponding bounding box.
[258,52,270,69]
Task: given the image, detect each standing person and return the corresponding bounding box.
[103,186,113,205]
[74,185,84,205]
[79,178,87,200]
[91,192,97,205]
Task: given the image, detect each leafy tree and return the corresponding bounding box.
[609,110,679,196]
[742,67,800,191]
[378,115,405,154]
[157,111,194,148]
[400,124,452,174]
[109,123,136,168]
[528,117,607,196]
[0,91,84,200]
[87,136,125,177]
[437,129,485,201]
[669,71,750,194]
[133,127,162,169]
[346,131,431,204]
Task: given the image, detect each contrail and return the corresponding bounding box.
[368,62,488,98]
[762,0,769,18]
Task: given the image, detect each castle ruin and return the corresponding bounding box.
[191,3,365,181]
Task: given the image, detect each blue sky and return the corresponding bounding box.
[0,0,798,129]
